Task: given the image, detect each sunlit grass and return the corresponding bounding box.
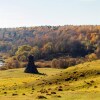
[0,60,100,99]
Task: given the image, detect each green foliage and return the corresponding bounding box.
[16,45,31,55]
[15,45,32,62]
[42,42,53,54]
[30,46,40,59]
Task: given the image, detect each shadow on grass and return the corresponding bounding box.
[25,72,47,75]
[37,72,47,75]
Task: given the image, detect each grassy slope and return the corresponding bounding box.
[0,60,100,100]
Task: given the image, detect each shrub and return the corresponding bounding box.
[36,61,51,68]
[0,66,8,70]
[5,57,20,69]
[95,47,100,58]
[52,59,69,69]
[51,59,58,68]
[67,58,76,66]
[20,62,27,68]
[51,58,78,69]
[86,53,98,61]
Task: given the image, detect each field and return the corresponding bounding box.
[0,60,100,100]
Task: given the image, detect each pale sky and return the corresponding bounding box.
[0,0,99,28]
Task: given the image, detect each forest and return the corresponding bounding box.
[0,25,100,69]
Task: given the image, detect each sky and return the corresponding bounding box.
[0,0,99,28]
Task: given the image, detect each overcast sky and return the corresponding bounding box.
[0,0,99,28]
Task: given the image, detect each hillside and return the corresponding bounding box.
[0,60,100,100]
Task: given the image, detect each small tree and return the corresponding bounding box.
[15,45,32,62]
[42,42,53,55]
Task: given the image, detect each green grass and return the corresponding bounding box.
[0,60,100,100]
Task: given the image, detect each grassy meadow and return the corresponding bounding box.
[0,60,100,100]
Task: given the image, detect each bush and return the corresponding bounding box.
[51,59,58,68]
[0,66,8,70]
[95,47,100,58]
[86,53,98,61]
[36,61,51,68]
[67,58,76,66]
[20,62,27,68]
[51,58,78,69]
[52,59,68,69]
[5,57,20,69]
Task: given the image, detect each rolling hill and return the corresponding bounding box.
[0,60,100,100]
